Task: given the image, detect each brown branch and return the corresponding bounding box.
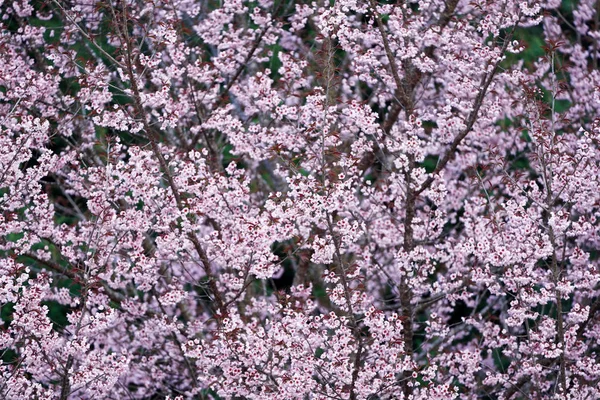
[59,355,74,400]
[503,358,553,398]
[112,0,227,317]
[369,0,412,136]
[415,28,515,196]
[187,13,277,151]
[153,290,200,389]
[576,297,600,340]
[20,254,78,280]
[50,0,123,68]
[326,214,363,400]
[375,0,459,136]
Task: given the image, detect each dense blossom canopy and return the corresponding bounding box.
[1,0,600,398]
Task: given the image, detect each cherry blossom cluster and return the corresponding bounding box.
[1,0,600,399]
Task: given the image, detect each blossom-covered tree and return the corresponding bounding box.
[1,0,600,398]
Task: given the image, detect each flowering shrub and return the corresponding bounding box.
[1,0,600,398]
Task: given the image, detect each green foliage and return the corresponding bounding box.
[421,155,438,174]
[44,300,71,331]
